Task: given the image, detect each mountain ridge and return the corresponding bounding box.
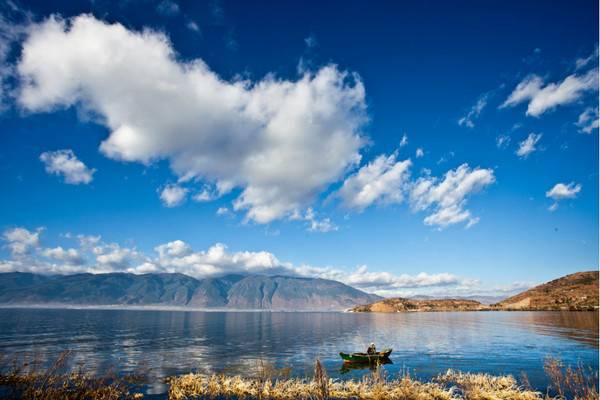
[0,272,380,311]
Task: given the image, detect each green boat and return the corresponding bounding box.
[339,348,393,363]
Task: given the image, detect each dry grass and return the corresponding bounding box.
[543,357,598,400]
[0,350,145,399]
[168,358,599,400]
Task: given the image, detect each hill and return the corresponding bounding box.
[351,271,599,312]
[351,297,487,312]
[0,272,380,311]
[494,271,599,311]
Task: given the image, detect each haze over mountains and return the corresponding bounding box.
[0,272,381,311]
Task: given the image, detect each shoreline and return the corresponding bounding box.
[0,303,598,313]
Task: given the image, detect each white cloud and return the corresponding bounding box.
[216,206,231,216]
[304,208,337,233]
[2,227,43,256]
[155,240,192,258]
[410,164,495,228]
[192,186,218,202]
[501,69,599,117]
[546,182,581,200]
[39,149,95,184]
[41,246,85,265]
[576,106,599,134]
[496,134,511,149]
[415,148,424,158]
[94,243,143,271]
[546,182,581,212]
[516,133,542,158]
[159,184,188,207]
[337,153,411,211]
[458,95,487,128]
[17,15,367,224]
[399,133,408,147]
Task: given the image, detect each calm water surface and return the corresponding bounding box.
[0,309,597,396]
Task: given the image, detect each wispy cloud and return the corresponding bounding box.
[501,68,598,117]
[39,149,95,184]
[516,133,542,158]
[496,134,511,149]
[576,106,599,134]
[458,95,488,128]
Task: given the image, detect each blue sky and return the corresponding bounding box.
[0,0,597,297]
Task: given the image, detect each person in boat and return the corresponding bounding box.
[366,343,376,355]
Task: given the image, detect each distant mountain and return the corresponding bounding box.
[0,272,380,311]
[351,271,599,313]
[494,271,599,311]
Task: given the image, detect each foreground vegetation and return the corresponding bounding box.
[0,352,597,399]
[0,351,144,400]
[168,359,598,400]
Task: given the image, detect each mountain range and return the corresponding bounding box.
[0,272,381,311]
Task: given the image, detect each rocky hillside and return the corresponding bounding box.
[351,297,487,312]
[0,272,380,311]
[494,271,598,311]
[351,271,599,313]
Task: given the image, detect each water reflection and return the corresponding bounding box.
[0,309,597,395]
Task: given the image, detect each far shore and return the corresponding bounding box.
[0,303,598,313]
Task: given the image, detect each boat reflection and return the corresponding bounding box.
[339,358,393,374]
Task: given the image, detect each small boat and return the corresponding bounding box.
[339,348,393,363]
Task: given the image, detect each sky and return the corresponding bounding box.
[0,0,598,297]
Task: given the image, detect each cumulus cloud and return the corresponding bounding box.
[159,184,188,207]
[458,95,487,128]
[410,164,495,228]
[2,227,43,256]
[501,69,599,117]
[94,243,143,271]
[39,149,95,184]
[576,106,599,134]
[516,133,542,158]
[17,15,367,224]
[41,246,85,265]
[337,153,411,211]
[415,148,424,158]
[546,182,581,211]
[546,182,582,200]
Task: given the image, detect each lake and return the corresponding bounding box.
[0,308,597,397]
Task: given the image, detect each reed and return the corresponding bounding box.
[0,351,145,400]
[167,358,599,400]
